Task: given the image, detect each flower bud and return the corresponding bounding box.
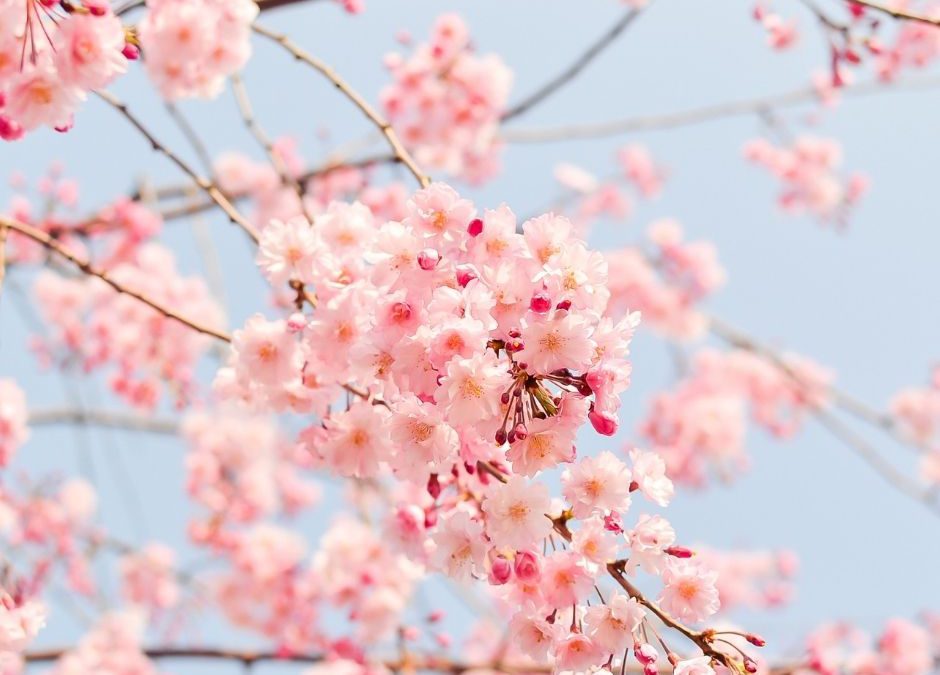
[418,248,440,270]
[512,423,528,441]
[456,265,477,287]
[604,512,623,534]
[664,545,694,559]
[505,338,524,353]
[286,312,307,332]
[122,43,141,60]
[513,550,541,582]
[530,293,552,313]
[746,634,767,647]
[488,555,512,585]
[0,116,24,142]
[588,409,618,436]
[467,218,484,237]
[556,299,572,311]
[635,643,658,665]
[643,664,659,675]
[426,473,441,500]
[744,658,759,673]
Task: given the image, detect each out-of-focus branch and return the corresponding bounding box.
[115,0,325,18]
[230,73,312,220]
[27,408,180,434]
[501,6,647,121]
[252,23,431,189]
[848,0,940,27]
[93,90,260,243]
[502,75,940,143]
[0,216,232,343]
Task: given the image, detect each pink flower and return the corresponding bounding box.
[230,314,301,386]
[583,592,645,654]
[540,551,595,609]
[5,64,83,132]
[435,351,512,428]
[431,510,487,580]
[518,312,595,375]
[481,476,552,549]
[119,543,180,612]
[318,400,393,478]
[571,515,620,566]
[562,451,632,518]
[256,217,319,285]
[509,613,563,662]
[54,13,128,90]
[630,449,674,506]
[0,380,28,468]
[659,560,720,624]
[388,396,459,481]
[0,599,46,653]
[628,514,676,574]
[674,656,716,675]
[554,632,604,672]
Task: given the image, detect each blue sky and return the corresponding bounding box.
[2,0,940,671]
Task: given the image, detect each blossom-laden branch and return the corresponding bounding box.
[501,6,648,121]
[0,216,232,343]
[251,23,431,189]
[847,0,940,27]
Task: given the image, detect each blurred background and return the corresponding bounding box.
[2,1,939,670]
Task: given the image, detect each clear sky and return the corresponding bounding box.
[2,0,940,671]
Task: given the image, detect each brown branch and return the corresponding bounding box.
[848,0,940,27]
[27,408,180,434]
[0,216,232,343]
[251,23,431,189]
[502,75,940,143]
[116,0,324,18]
[93,90,260,243]
[501,7,647,121]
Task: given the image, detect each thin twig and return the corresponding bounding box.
[93,90,260,242]
[251,22,431,189]
[27,408,180,434]
[502,75,940,143]
[164,102,215,176]
[230,73,312,221]
[1,216,231,343]
[501,7,646,121]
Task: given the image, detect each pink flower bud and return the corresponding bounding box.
[530,293,552,313]
[513,550,541,582]
[744,658,759,673]
[588,409,618,436]
[505,338,524,353]
[644,664,659,675]
[489,555,512,585]
[401,625,420,641]
[390,302,412,323]
[84,0,109,15]
[556,299,572,311]
[746,634,767,647]
[286,312,307,332]
[426,473,441,500]
[418,248,440,270]
[456,265,477,287]
[0,116,24,142]
[635,643,658,665]
[664,546,694,558]
[467,218,484,237]
[427,610,445,623]
[122,43,141,60]
[512,423,528,441]
[604,512,624,534]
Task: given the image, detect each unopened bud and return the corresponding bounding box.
[418,248,440,270]
[512,423,528,441]
[634,643,658,665]
[505,338,524,353]
[664,546,694,559]
[122,43,140,60]
[530,293,552,313]
[426,473,441,500]
[495,429,507,445]
[513,549,541,582]
[744,658,759,673]
[467,218,484,237]
[456,265,477,287]
[588,409,618,436]
[604,512,624,534]
[488,555,512,585]
[746,634,767,647]
[286,312,307,332]
[556,299,572,311]
[643,664,658,675]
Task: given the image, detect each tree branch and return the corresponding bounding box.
[848,0,940,27]
[27,408,180,434]
[251,23,431,189]
[501,6,647,121]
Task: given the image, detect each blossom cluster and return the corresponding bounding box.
[890,367,940,486]
[137,0,258,100]
[0,0,128,139]
[381,14,513,182]
[744,136,868,225]
[0,380,27,469]
[640,348,831,485]
[32,244,224,410]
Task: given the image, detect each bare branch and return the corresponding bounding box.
[27,408,180,435]
[502,75,940,143]
[501,7,646,121]
[251,23,431,189]
[94,90,260,243]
